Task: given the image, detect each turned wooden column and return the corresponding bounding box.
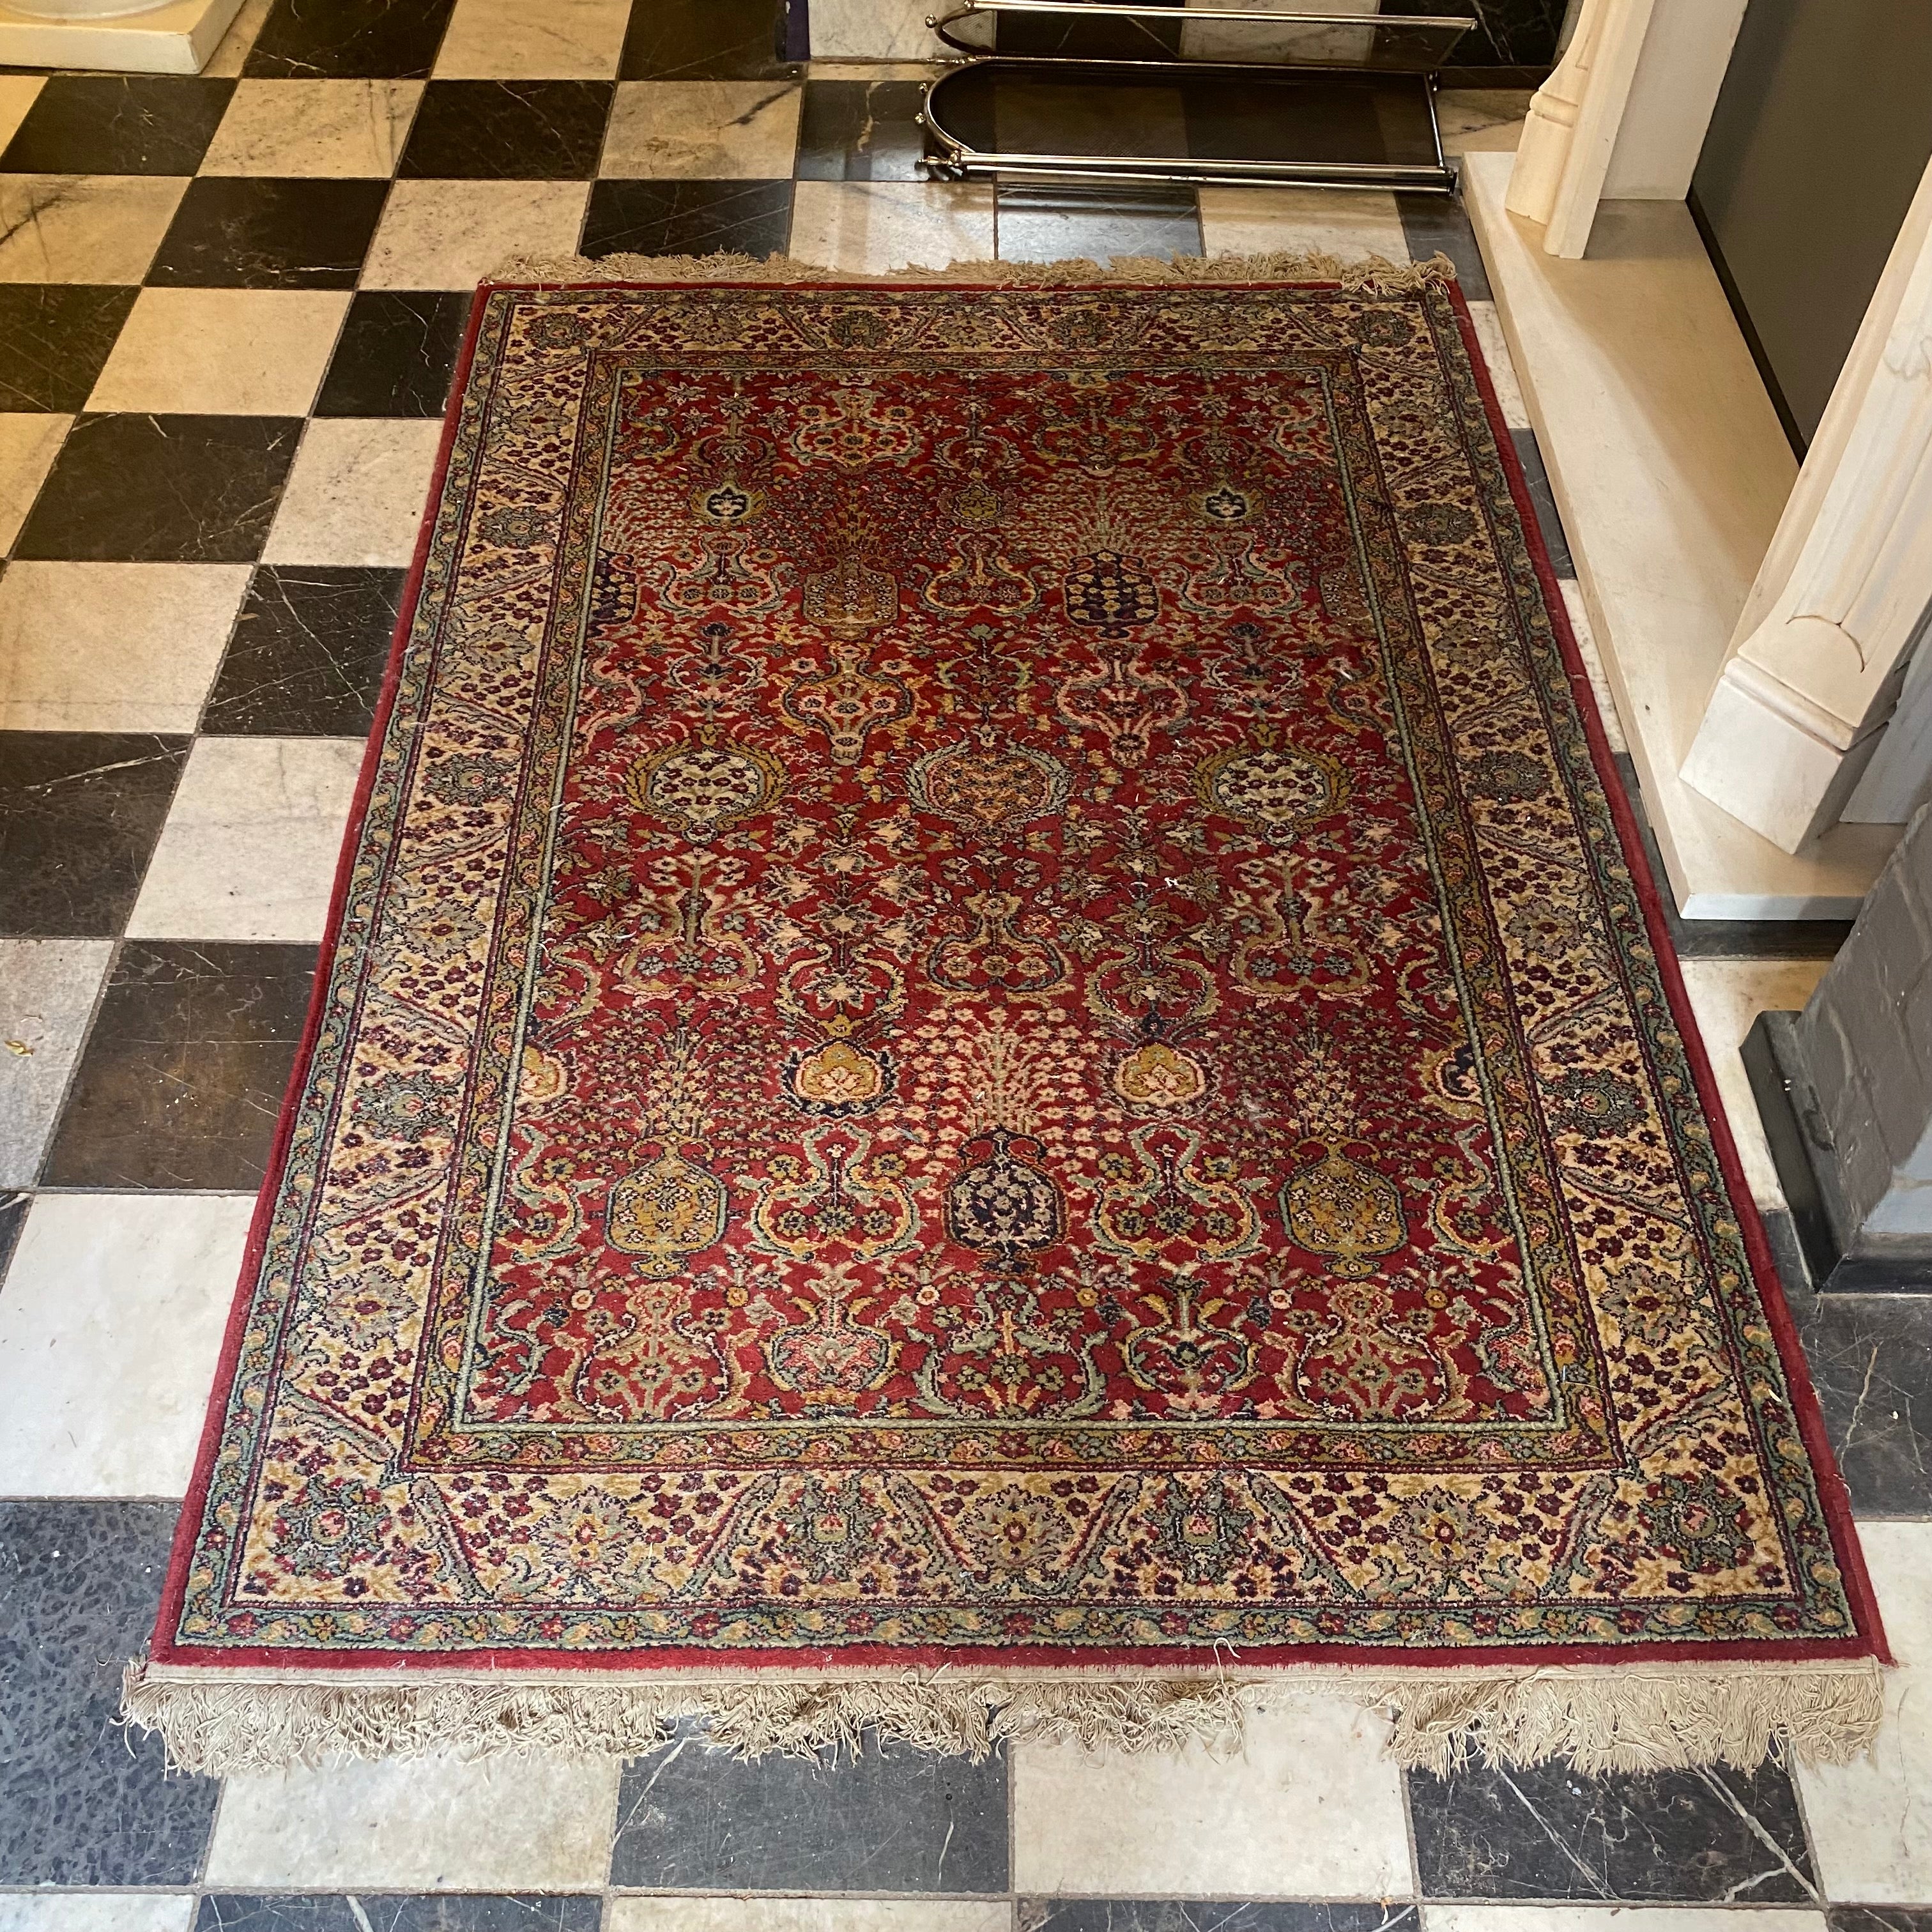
[1681,153,1932,853]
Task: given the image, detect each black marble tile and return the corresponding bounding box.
[0,1499,220,1883]
[316,289,472,418]
[1397,190,1491,299]
[42,939,317,1190]
[146,176,389,289]
[1022,1908,1420,1931]
[1510,425,1573,578]
[243,0,458,78]
[610,1719,1008,1892]
[194,1901,604,1932]
[12,413,300,564]
[795,79,928,182]
[1791,1282,1932,1517]
[1409,1758,1818,1903]
[0,732,188,939]
[0,75,234,175]
[997,183,1204,264]
[620,0,794,80]
[582,178,792,260]
[0,1189,26,1287]
[203,565,404,737]
[1455,0,1563,69]
[399,80,615,181]
[0,285,139,411]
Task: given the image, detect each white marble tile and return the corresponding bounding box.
[0,561,248,733]
[0,413,68,553]
[362,178,590,290]
[806,61,944,82]
[0,75,42,151]
[602,80,802,179]
[206,1753,622,1888]
[434,0,630,79]
[0,1899,197,1932]
[87,288,349,415]
[0,1191,254,1497]
[1436,89,1533,158]
[1011,1692,1409,1897]
[790,180,994,273]
[127,735,364,943]
[1198,185,1409,263]
[263,417,445,569]
[0,939,111,1191]
[1676,958,1829,1208]
[199,0,271,77]
[0,175,187,284]
[1468,298,1529,430]
[809,0,943,60]
[1797,1519,1932,1903]
[611,1907,1006,1932]
[1423,1910,1827,1932]
[201,79,422,176]
[1558,578,1628,756]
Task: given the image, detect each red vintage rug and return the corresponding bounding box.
[127,256,1885,1775]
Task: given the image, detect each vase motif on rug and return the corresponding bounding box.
[134,268,1885,1767]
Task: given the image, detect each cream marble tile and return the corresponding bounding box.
[806,61,945,82]
[86,288,349,415]
[1468,298,1529,430]
[263,417,445,569]
[0,939,111,1191]
[790,180,993,273]
[0,75,42,151]
[1558,578,1628,756]
[1011,1692,1409,1897]
[611,1906,1007,1932]
[808,0,942,60]
[1198,185,1409,263]
[1423,1910,1827,1932]
[1797,1519,1932,1903]
[0,1899,197,1932]
[0,413,68,553]
[127,735,363,942]
[206,1754,622,1888]
[199,0,272,77]
[0,175,187,284]
[0,1192,253,1497]
[602,80,803,179]
[1436,89,1533,158]
[201,79,423,176]
[1676,958,1829,1208]
[0,561,249,733]
[363,178,590,290]
[434,0,630,79]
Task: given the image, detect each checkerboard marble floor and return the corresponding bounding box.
[3,4,1931,1926]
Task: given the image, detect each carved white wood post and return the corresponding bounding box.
[1682,153,1932,854]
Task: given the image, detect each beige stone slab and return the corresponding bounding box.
[0,1899,197,1932]
[363,178,590,290]
[0,939,111,1191]
[0,561,248,733]
[199,0,271,77]
[790,180,993,273]
[201,79,422,176]
[1462,151,1897,920]
[1011,1692,1409,1897]
[434,0,631,79]
[206,1753,622,1889]
[0,1191,253,1497]
[1197,185,1409,263]
[1797,1519,1932,1902]
[88,288,349,415]
[263,417,445,569]
[127,735,364,942]
[602,80,803,179]
[1560,578,1628,755]
[0,0,241,74]
[1467,298,1529,430]
[0,413,67,553]
[0,175,187,284]
[610,1907,1008,1932]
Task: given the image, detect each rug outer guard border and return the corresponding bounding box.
[123,253,1889,1775]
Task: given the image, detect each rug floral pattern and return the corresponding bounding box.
[162,280,1871,1667]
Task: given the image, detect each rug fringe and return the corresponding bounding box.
[486,249,1457,293]
[122,1659,1880,1779]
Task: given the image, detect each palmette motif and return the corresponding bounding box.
[167,282,1864,1664]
